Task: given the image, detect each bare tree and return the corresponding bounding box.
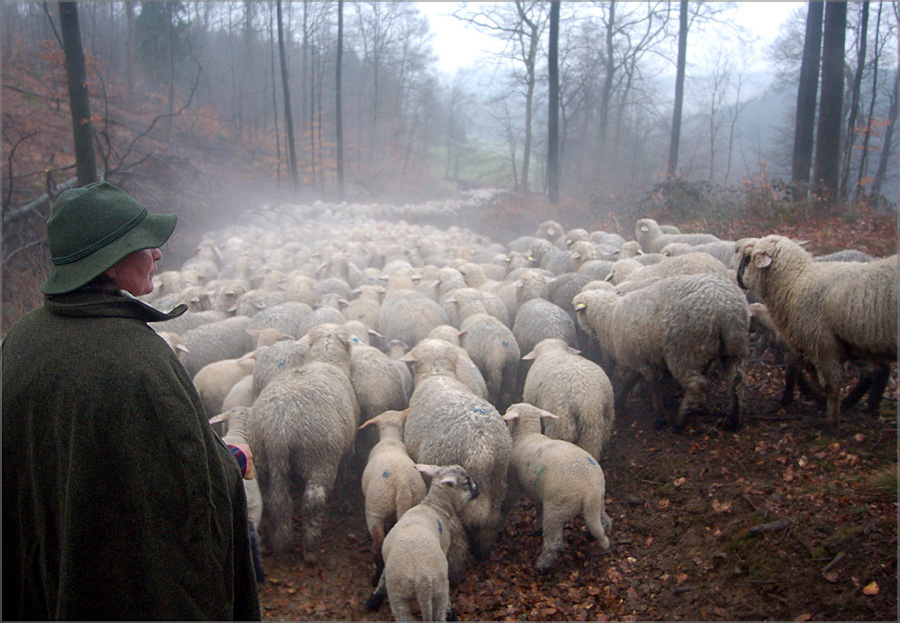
[665,0,688,178]
[547,0,560,204]
[839,2,870,199]
[276,0,299,192]
[812,1,846,200]
[791,1,824,185]
[455,1,549,192]
[58,1,97,187]
[336,0,345,200]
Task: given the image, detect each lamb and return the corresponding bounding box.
[367,464,479,622]
[250,337,309,398]
[736,235,897,431]
[247,323,360,561]
[401,338,512,560]
[610,252,735,292]
[207,405,265,583]
[521,338,615,460]
[192,352,257,421]
[358,410,427,586]
[512,269,577,355]
[634,218,719,254]
[660,240,741,268]
[377,283,450,348]
[424,327,489,400]
[573,273,749,432]
[179,315,255,378]
[342,284,385,330]
[502,403,611,573]
[459,313,521,411]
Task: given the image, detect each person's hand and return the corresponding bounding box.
[229,443,255,480]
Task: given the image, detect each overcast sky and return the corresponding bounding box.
[416,2,806,76]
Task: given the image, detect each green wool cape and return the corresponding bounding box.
[2,289,261,621]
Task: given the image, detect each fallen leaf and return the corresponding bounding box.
[863,581,879,596]
[674,477,686,487]
[794,614,811,621]
[712,499,733,514]
[658,498,670,509]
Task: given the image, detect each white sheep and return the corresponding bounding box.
[368,464,479,622]
[503,403,611,573]
[522,338,615,460]
[359,410,427,586]
[574,273,749,432]
[736,235,897,431]
[634,218,719,254]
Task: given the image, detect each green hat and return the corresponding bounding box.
[41,181,177,294]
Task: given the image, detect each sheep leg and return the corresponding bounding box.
[823,386,842,433]
[721,362,744,431]
[531,499,544,535]
[536,505,568,574]
[259,458,295,557]
[583,498,611,550]
[673,374,710,433]
[300,465,339,565]
[842,364,889,413]
[864,364,891,413]
[369,522,386,587]
[613,369,641,414]
[365,570,387,610]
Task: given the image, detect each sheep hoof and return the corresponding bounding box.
[446,607,459,621]
[365,591,385,611]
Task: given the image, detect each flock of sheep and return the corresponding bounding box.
[140,190,897,621]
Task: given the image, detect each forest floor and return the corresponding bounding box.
[256,356,897,622]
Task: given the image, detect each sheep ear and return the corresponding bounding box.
[568,347,581,355]
[513,280,524,288]
[399,351,416,363]
[501,411,519,421]
[574,301,587,312]
[297,334,311,346]
[539,410,561,420]
[522,350,536,360]
[415,464,439,478]
[208,413,228,425]
[753,253,773,269]
[796,240,811,247]
[368,328,385,339]
[176,344,190,354]
[444,296,457,304]
[359,417,378,430]
[458,330,468,339]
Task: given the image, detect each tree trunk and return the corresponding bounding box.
[869,71,897,200]
[812,1,846,202]
[839,1,869,199]
[276,0,299,192]
[855,1,883,201]
[336,0,345,200]
[547,0,560,204]
[598,1,616,157]
[666,0,688,179]
[791,1,824,184]
[165,1,175,137]
[58,1,97,187]
[125,0,135,107]
[268,4,282,187]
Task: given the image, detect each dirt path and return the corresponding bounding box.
[258,357,897,621]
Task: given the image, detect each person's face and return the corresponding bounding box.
[104,248,162,296]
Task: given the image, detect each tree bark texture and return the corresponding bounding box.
[336,0,345,200]
[276,0,299,192]
[812,1,846,200]
[791,1,824,184]
[839,1,869,199]
[58,1,98,187]
[666,0,688,179]
[547,0,560,204]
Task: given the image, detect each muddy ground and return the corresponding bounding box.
[256,353,897,622]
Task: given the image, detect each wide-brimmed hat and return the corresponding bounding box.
[40,181,177,294]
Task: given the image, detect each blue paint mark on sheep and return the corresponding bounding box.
[502,340,509,348]
[277,361,286,368]
[437,519,443,535]
[472,406,488,415]
[382,470,391,479]
[587,457,597,466]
